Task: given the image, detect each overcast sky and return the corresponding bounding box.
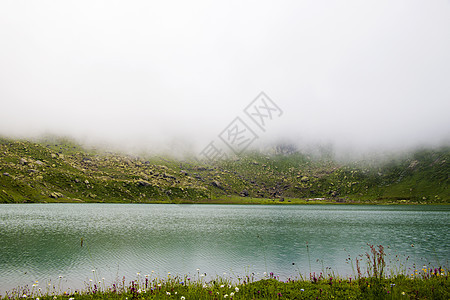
[1,0,449,155]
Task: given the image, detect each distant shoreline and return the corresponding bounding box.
[2,197,449,205]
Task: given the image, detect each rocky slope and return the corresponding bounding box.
[0,137,448,204]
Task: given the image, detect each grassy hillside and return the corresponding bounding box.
[0,137,448,204]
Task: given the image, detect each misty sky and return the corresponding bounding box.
[1,1,449,154]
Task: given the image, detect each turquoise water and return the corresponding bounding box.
[0,204,449,292]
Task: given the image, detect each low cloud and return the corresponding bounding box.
[1,1,449,157]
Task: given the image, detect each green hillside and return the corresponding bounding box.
[0,137,448,204]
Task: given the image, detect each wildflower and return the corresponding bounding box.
[137,289,141,294]
[390,283,395,287]
[22,295,27,298]
[300,288,305,292]
[36,298,39,300]
[402,292,406,295]
[235,287,239,292]
[58,275,63,278]
[166,291,171,295]
[230,292,234,297]
[69,298,75,300]
[157,283,161,287]
[137,272,140,276]
[92,269,95,272]
[196,268,200,271]
[145,274,149,277]
[181,297,185,300]
[224,294,228,298]
[220,284,225,288]
[203,284,207,288]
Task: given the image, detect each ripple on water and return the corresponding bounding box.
[0,204,448,292]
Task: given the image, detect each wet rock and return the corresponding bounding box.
[19,158,28,165]
[2,172,10,176]
[35,160,45,166]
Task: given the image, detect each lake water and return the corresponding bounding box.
[0,204,449,293]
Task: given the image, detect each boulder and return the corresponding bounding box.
[49,192,64,199]
[240,190,249,197]
[211,180,222,188]
[137,180,151,187]
[300,176,309,183]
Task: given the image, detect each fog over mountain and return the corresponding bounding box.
[1,1,449,156]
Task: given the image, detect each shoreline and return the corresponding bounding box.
[1,197,449,205]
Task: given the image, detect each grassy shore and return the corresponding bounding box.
[2,270,448,299]
[2,245,448,300]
